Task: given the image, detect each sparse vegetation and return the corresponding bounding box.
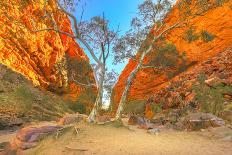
[200,30,215,42]
[67,100,87,114]
[123,100,146,115]
[183,28,199,43]
[192,73,232,116]
[151,103,163,114]
[0,64,80,125]
[14,84,35,112]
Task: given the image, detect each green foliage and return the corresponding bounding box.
[200,30,215,42]
[148,43,188,79]
[151,103,162,114]
[148,43,180,71]
[14,84,35,110]
[67,100,86,114]
[183,28,199,43]
[123,100,146,115]
[155,43,180,68]
[77,88,97,106]
[66,55,94,85]
[193,74,232,116]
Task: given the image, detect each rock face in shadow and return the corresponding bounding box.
[112,0,232,113]
[0,0,96,101]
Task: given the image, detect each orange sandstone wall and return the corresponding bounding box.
[0,0,96,103]
[112,0,232,111]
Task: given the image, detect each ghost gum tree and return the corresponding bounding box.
[54,0,119,122]
[1,0,118,122]
[113,0,220,120]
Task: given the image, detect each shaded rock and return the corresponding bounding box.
[128,115,146,126]
[128,115,140,125]
[58,113,88,125]
[10,122,62,150]
[0,116,23,130]
[184,112,225,131]
[128,115,156,129]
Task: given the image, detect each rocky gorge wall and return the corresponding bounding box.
[0,0,96,107]
[112,0,232,112]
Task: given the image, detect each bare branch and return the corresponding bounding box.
[57,1,102,64]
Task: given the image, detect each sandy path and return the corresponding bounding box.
[26,123,232,155]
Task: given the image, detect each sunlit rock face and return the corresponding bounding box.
[112,0,232,112]
[0,0,96,101]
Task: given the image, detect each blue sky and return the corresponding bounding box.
[74,0,144,74]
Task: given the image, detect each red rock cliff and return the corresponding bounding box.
[0,0,96,106]
[112,0,232,111]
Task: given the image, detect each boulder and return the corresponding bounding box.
[10,122,62,150]
[58,113,88,125]
[128,115,146,126]
[128,115,156,129]
[184,112,225,131]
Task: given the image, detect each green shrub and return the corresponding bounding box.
[123,100,146,115]
[151,103,162,114]
[14,84,35,110]
[183,28,199,43]
[67,100,86,114]
[201,30,215,42]
[193,74,232,116]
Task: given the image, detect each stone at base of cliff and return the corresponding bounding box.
[0,116,23,130]
[147,128,160,135]
[128,115,157,129]
[58,113,88,125]
[184,112,225,131]
[10,122,62,150]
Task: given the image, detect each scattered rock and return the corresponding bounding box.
[183,112,225,131]
[147,128,160,135]
[58,113,88,125]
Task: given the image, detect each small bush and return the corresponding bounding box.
[201,30,215,42]
[183,28,199,43]
[192,73,232,116]
[123,100,146,115]
[67,101,86,114]
[14,84,35,110]
[151,103,162,114]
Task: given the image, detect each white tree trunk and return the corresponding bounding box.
[115,46,152,120]
[88,65,105,122]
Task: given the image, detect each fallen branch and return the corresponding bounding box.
[65,146,88,151]
[55,125,74,139]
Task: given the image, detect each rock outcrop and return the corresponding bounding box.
[112,0,232,112]
[0,0,96,100]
